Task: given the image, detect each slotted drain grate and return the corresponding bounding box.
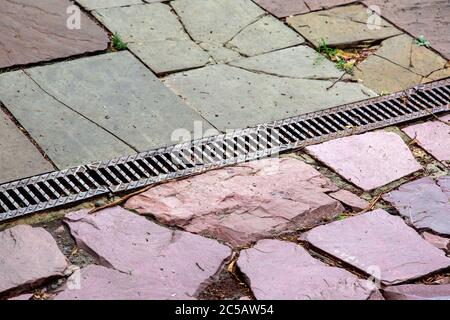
[1,79,449,221]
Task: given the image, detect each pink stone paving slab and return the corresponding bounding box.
[306,131,422,191]
[365,0,450,59]
[126,158,344,247]
[302,209,450,285]
[329,190,369,211]
[55,265,192,300]
[305,0,355,11]
[437,176,450,200]
[382,177,450,236]
[382,284,450,300]
[0,0,109,69]
[0,225,68,297]
[402,115,450,164]
[8,293,33,300]
[237,239,375,300]
[422,232,450,252]
[253,0,309,18]
[63,207,231,299]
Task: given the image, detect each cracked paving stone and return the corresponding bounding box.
[304,0,356,11]
[306,131,422,191]
[253,0,310,18]
[0,111,54,184]
[126,158,345,247]
[172,0,303,59]
[383,177,450,236]
[365,0,450,59]
[76,0,143,10]
[0,0,108,69]
[93,3,210,74]
[302,209,450,285]
[229,45,343,79]
[402,114,450,165]
[0,225,68,297]
[328,190,369,212]
[382,284,450,300]
[163,63,375,131]
[286,4,402,47]
[60,207,231,299]
[0,52,213,169]
[237,239,375,300]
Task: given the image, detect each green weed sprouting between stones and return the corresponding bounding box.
[415,35,430,48]
[316,39,354,75]
[111,32,128,50]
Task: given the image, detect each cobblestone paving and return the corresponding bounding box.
[0,0,449,300]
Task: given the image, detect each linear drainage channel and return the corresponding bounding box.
[0,79,449,221]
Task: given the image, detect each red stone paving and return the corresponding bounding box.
[0,0,109,69]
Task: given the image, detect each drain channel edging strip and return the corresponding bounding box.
[0,79,449,221]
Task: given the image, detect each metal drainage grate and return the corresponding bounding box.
[0,79,449,221]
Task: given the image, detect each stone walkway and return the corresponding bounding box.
[1,0,449,184]
[0,0,449,300]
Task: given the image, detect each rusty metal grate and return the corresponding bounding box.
[0,79,449,221]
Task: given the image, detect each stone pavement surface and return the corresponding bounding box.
[0,0,449,301]
[0,0,108,69]
[306,131,422,191]
[0,112,54,184]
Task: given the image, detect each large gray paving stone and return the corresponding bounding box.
[163,63,375,131]
[126,158,344,247]
[237,239,375,300]
[0,0,108,69]
[0,70,134,169]
[303,209,450,285]
[306,131,422,191]
[0,111,53,184]
[0,52,213,168]
[0,225,67,297]
[93,3,210,74]
[287,4,401,47]
[63,207,231,299]
[76,0,143,10]
[383,177,450,236]
[172,0,303,58]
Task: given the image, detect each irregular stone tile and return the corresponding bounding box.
[64,207,230,298]
[368,290,385,300]
[329,190,369,211]
[306,131,422,191]
[382,177,450,236]
[287,4,401,47]
[364,0,450,59]
[0,0,108,68]
[303,209,450,285]
[93,3,210,74]
[199,43,241,64]
[382,284,450,300]
[0,70,134,169]
[0,52,213,168]
[163,64,375,131]
[0,111,53,184]
[437,176,450,200]
[8,293,33,300]
[402,115,450,164]
[237,239,374,299]
[424,67,450,82]
[0,225,67,297]
[353,54,423,94]
[126,158,344,247]
[172,0,302,57]
[253,0,309,18]
[374,34,447,77]
[226,15,303,57]
[55,265,192,300]
[305,0,356,11]
[76,0,143,10]
[422,232,450,251]
[230,45,343,79]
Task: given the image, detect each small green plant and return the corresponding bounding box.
[336,59,354,74]
[112,32,128,50]
[415,35,430,47]
[318,38,338,60]
[337,214,347,221]
[317,38,354,74]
